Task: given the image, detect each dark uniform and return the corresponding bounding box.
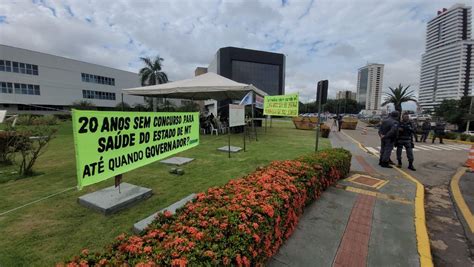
[378,111,399,167]
[432,122,445,144]
[337,115,343,132]
[411,121,419,142]
[396,120,415,169]
[420,121,431,142]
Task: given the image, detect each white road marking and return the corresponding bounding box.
[440,145,465,150]
[414,146,430,151]
[417,145,442,151]
[430,145,454,150]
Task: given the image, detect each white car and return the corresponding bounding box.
[408,114,418,120]
[463,131,474,136]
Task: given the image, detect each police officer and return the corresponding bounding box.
[432,120,446,144]
[378,111,399,168]
[396,114,416,171]
[420,118,431,142]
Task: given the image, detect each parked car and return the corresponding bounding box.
[463,131,474,136]
[408,114,417,120]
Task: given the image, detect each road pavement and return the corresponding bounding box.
[342,122,473,266]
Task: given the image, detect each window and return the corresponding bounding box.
[5,61,11,72]
[12,62,19,73]
[7,82,41,95]
[82,89,116,100]
[28,84,34,95]
[19,63,26,74]
[0,60,4,71]
[32,65,38,75]
[0,82,13,94]
[26,64,32,75]
[21,84,27,94]
[81,72,116,86]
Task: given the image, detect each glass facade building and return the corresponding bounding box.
[208,47,285,96]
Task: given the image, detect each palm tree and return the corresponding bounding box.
[139,56,168,86]
[381,84,417,114]
[139,56,168,111]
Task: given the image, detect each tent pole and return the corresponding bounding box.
[243,123,246,151]
[228,98,231,158]
[252,91,257,141]
[265,115,267,134]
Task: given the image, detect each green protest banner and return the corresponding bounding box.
[72,110,199,189]
[263,93,299,117]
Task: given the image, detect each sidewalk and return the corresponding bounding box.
[451,168,474,256]
[269,130,426,267]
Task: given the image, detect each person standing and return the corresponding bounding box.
[411,119,419,142]
[378,111,399,168]
[420,119,431,142]
[331,116,338,132]
[337,114,343,132]
[432,121,446,144]
[396,114,416,171]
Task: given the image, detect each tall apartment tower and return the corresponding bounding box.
[419,4,473,110]
[356,63,384,110]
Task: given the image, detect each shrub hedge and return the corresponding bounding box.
[62,148,351,267]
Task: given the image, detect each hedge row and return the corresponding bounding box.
[62,148,351,267]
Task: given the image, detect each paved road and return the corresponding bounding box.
[342,122,473,266]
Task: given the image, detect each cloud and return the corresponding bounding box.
[0,0,472,105]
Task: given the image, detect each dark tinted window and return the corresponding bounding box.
[231,60,280,95]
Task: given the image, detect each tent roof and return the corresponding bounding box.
[123,72,268,101]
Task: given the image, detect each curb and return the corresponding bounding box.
[340,130,434,267]
[450,167,474,233]
[446,139,474,145]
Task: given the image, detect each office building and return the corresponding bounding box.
[208,47,285,96]
[419,4,473,110]
[0,44,144,114]
[356,63,384,110]
[336,90,357,101]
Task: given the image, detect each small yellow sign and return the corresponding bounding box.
[263,93,299,117]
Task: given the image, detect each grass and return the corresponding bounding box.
[0,119,330,266]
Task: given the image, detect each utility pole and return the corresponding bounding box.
[315,80,328,151]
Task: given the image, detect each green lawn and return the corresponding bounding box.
[0,120,330,266]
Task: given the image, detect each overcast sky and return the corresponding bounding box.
[1,0,472,105]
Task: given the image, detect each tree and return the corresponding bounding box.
[139,56,169,111]
[381,84,417,114]
[139,56,168,86]
[115,102,131,111]
[72,100,95,110]
[434,97,470,129]
[322,99,363,114]
[12,125,57,176]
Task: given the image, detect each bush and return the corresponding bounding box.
[0,131,16,164]
[15,115,59,126]
[11,126,57,176]
[62,148,351,266]
[470,136,474,143]
[460,134,469,141]
[444,132,458,140]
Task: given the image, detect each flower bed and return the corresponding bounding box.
[62,148,351,267]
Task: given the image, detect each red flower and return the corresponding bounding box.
[171,258,187,267]
[144,246,152,254]
[164,210,173,217]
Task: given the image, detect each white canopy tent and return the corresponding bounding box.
[122,72,267,100]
